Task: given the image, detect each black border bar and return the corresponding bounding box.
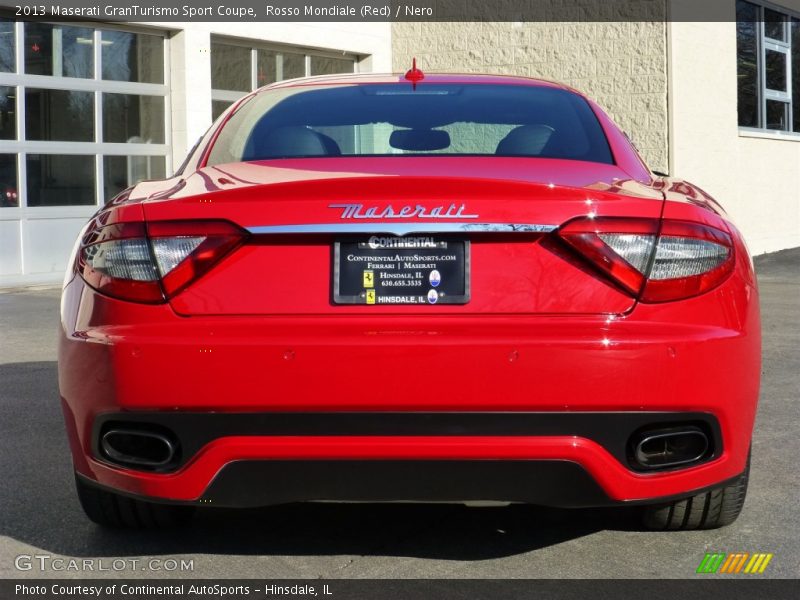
[4,579,797,600]
[0,0,759,23]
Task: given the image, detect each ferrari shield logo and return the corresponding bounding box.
[363,270,375,288]
[366,289,376,304]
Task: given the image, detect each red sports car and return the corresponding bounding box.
[58,69,760,530]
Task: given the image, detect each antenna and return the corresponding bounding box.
[403,57,425,89]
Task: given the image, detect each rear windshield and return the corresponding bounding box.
[206,83,614,166]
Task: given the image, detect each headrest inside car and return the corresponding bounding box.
[248,126,341,159]
[496,124,555,156]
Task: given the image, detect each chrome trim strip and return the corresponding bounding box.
[246,223,557,236]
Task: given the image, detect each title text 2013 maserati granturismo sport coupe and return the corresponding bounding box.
[58,67,760,530]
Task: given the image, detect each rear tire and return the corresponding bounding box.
[641,454,750,530]
[75,475,194,529]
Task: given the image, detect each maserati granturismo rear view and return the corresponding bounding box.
[58,67,760,530]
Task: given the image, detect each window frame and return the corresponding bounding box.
[210,37,359,119]
[0,20,171,211]
[738,0,800,137]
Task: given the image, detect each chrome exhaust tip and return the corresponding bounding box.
[631,426,710,470]
[100,428,177,469]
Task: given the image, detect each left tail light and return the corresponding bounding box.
[558,217,735,303]
[77,220,247,303]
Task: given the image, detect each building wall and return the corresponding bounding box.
[668,2,800,255]
[392,21,669,173]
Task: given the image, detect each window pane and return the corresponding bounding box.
[212,100,233,121]
[103,94,165,143]
[281,52,305,79]
[765,49,787,91]
[24,23,93,78]
[25,88,94,141]
[256,49,278,87]
[793,19,800,133]
[0,86,15,139]
[26,154,95,206]
[104,155,166,200]
[101,30,164,84]
[764,8,786,42]
[211,43,251,92]
[0,18,14,73]
[766,100,789,130]
[736,1,759,127]
[0,154,18,207]
[309,55,354,76]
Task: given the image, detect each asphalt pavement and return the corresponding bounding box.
[0,249,798,579]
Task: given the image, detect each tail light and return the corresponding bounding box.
[558,217,734,302]
[77,220,246,303]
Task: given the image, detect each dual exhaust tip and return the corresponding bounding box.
[100,428,178,470]
[630,425,711,470]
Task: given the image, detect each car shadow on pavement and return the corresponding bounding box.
[0,361,643,562]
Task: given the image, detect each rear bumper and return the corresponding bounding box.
[59,272,760,507]
[79,429,737,508]
[84,410,724,506]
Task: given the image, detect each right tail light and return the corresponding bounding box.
[558,217,735,302]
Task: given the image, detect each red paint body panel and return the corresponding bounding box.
[58,73,761,509]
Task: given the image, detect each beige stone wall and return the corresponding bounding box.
[392,21,668,172]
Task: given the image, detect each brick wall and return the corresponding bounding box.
[392,20,668,172]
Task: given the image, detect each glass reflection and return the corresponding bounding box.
[212,100,233,121]
[0,154,17,207]
[765,49,787,92]
[101,30,163,83]
[310,55,354,76]
[793,19,800,133]
[103,93,165,143]
[766,100,789,131]
[25,88,94,141]
[0,86,15,139]
[736,1,759,128]
[281,51,306,80]
[764,8,786,41]
[211,43,250,91]
[256,49,277,87]
[104,155,166,200]
[26,154,95,206]
[0,19,14,73]
[24,23,94,78]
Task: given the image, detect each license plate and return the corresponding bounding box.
[333,236,470,305]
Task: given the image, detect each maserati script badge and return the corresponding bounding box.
[329,203,479,219]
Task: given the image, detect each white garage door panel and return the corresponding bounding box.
[0,221,23,277]
[23,218,87,275]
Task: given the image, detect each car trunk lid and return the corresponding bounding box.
[140,159,664,316]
